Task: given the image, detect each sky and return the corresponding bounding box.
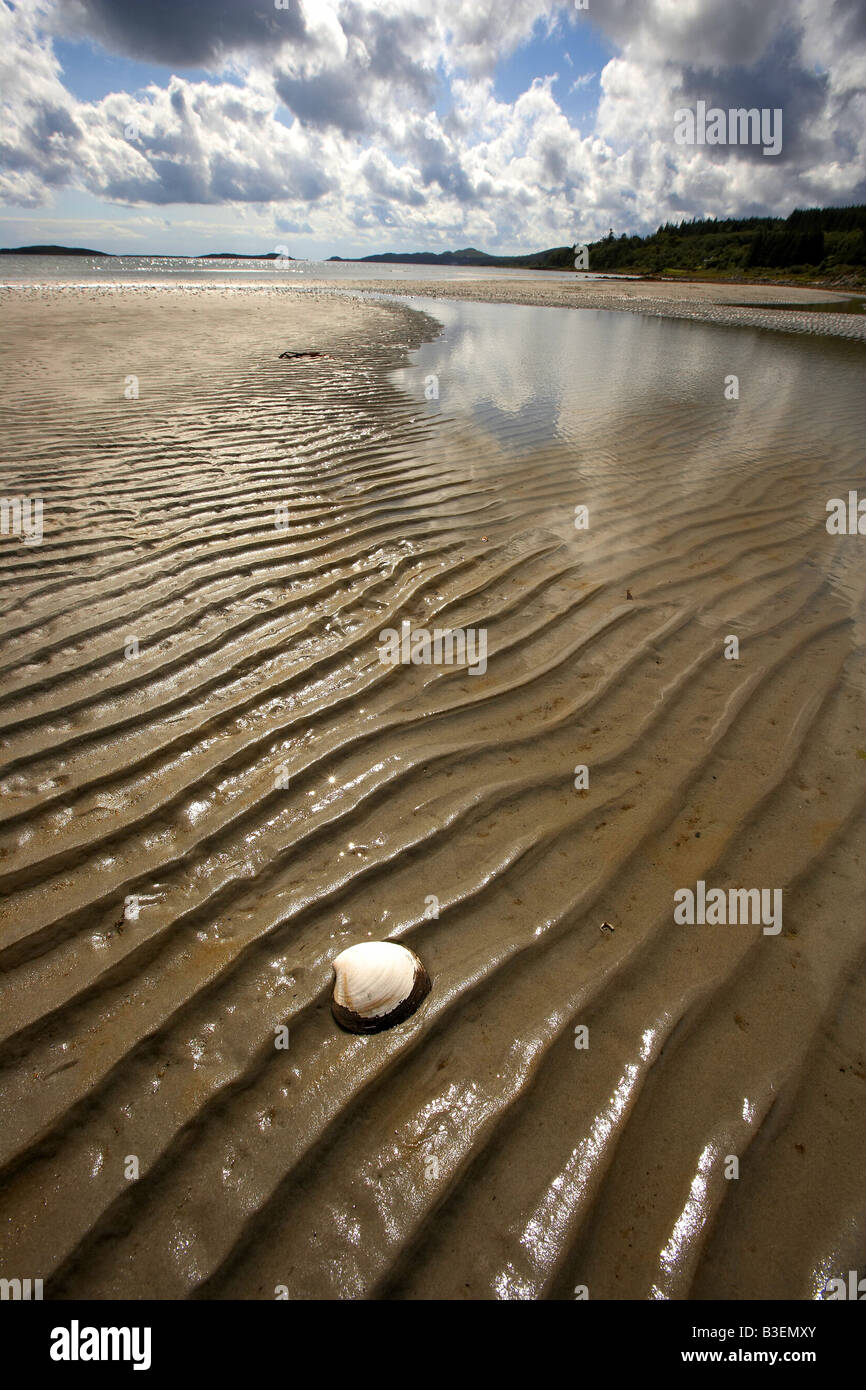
[0,0,864,258]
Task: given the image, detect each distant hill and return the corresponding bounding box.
[0,244,111,256]
[329,245,573,270]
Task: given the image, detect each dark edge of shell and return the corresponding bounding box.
[331,961,432,1034]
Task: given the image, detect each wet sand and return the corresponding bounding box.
[0,284,864,1300]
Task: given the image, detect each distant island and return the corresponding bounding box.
[2,206,863,285]
[0,246,292,260]
[195,251,294,260]
[0,244,112,256]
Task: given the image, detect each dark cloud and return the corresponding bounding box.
[99,140,333,207]
[412,133,476,202]
[64,0,308,68]
[587,0,794,68]
[541,142,567,184]
[676,33,831,166]
[275,4,438,135]
[362,159,426,207]
[33,105,82,142]
[276,70,370,136]
[832,0,866,44]
[118,156,214,204]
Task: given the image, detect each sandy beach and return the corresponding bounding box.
[0,281,864,1301]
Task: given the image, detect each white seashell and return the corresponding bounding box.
[331,941,431,1034]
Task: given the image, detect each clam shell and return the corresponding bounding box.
[331,941,431,1034]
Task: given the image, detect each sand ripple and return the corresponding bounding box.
[0,286,864,1300]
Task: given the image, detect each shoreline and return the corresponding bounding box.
[3,275,865,343]
[313,276,866,343]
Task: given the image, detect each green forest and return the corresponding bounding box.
[580,204,866,282]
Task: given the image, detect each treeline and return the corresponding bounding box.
[587,205,866,278]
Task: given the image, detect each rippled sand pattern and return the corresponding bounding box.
[0,286,864,1301]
